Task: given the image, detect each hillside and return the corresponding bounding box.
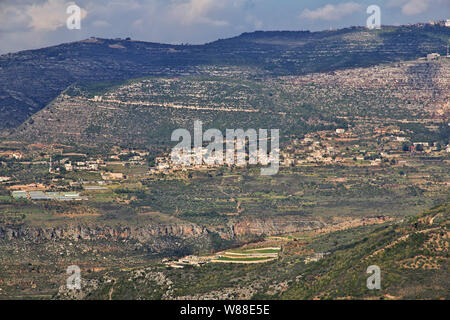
[0,22,448,301]
[56,202,448,300]
[279,202,449,299]
[10,57,449,148]
[1,24,449,131]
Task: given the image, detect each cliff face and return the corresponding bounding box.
[230,218,323,237]
[0,223,208,242]
[0,217,323,243]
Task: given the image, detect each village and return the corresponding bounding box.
[0,51,448,202]
[1,119,449,200]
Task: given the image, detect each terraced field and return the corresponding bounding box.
[212,247,281,263]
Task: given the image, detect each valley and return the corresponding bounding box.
[0,23,448,300]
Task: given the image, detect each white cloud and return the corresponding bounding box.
[245,15,263,29]
[386,0,445,16]
[0,5,30,32]
[168,0,229,26]
[300,2,363,21]
[402,0,429,15]
[26,0,87,31]
[92,20,110,27]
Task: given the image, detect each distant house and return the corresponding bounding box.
[413,142,429,147]
[157,162,170,170]
[101,172,124,180]
[427,53,440,61]
[371,159,382,166]
[304,252,326,264]
[64,163,73,171]
[87,163,99,171]
[0,152,25,159]
[335,129,345,134]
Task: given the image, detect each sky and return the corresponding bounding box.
[0,0,449,54]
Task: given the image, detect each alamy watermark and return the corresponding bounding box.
[171,120,279,176]
[366,265,381,290]
[66,4,82,30]
[366,5,381,29]
[66,265,81,290]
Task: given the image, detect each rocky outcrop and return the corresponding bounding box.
[0,223,208,242]
[230,218,323,237]
[0,217,325,243]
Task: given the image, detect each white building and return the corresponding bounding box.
[427,53,440,61]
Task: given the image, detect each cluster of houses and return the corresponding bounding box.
[280,125,449,168]
[143,121,450,175]
[304,252,327,264]
[0,151,23,159]
[163,255,210,268]
[108,149,148,164]
[47,149,150,175]
[150,143,279,175]
[151,146,222,173]
[59,160,102,172]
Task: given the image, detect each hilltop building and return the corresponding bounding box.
[427,53,440,60]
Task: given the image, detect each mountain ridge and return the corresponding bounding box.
[1,24,449,131]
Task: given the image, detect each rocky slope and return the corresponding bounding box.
[0,218,319,243]
[0,223,207,242]
[1,24,448,131]
[0,215,390,246]
[65,202,448,300]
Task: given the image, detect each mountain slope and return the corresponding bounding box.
[55,202,448,300]
[1,24,449,131]
[10,56,449,148]
[280,202,449,299]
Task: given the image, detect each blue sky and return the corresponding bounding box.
[0,0,449,54]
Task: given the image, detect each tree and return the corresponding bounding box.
[435,143,442,151]
[402,142,410,152]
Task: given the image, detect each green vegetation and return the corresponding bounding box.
[0,24,449,300]
[216,256,273,262]
[76,202,449,300]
